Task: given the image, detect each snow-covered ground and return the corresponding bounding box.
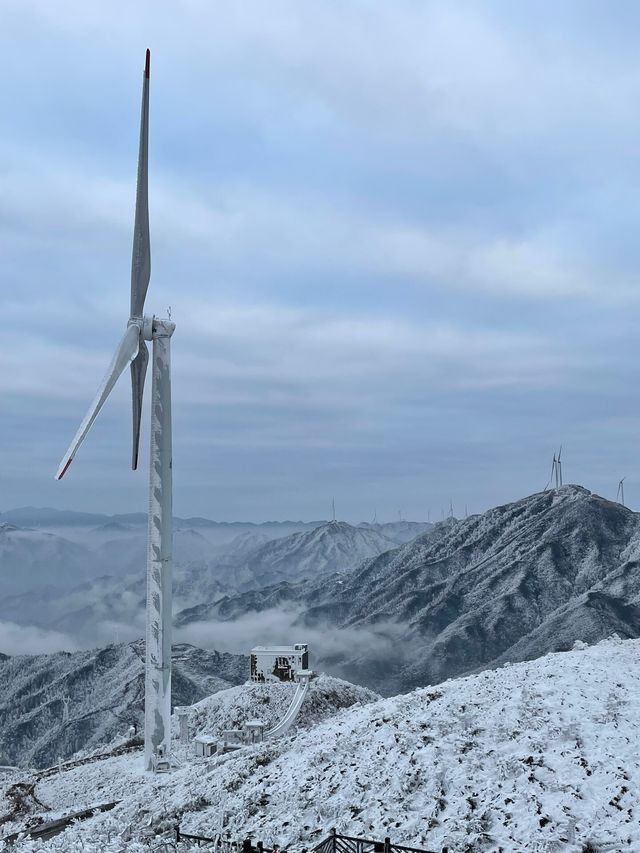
[179,673,379,741]
[3,638,639,852]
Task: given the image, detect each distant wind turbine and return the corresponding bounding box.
[55,50,174,772]
[617,477,626,507]
[557,445,563,487]
[543,453,557,492]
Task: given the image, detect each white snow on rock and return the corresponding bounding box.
[3,637,640,852]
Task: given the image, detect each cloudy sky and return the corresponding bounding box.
[3,0,640,522]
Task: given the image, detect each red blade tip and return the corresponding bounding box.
[58,458,73,480]
[145,49,150,79]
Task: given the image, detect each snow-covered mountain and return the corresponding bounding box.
[0,523,92,596]
[0,508,323,547]
[358,520,433,544]
[0,521,222,600]
[2,637,639,851]
[0,508,431,622]
[0,641,247,769]
[0,521,402,648]
[230,521,398,589]
[177,486,640,694]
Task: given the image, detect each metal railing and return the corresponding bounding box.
[312,828,435,853]
[174,827,435,853]
[175,828,243,851]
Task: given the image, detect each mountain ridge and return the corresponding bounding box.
[0,641,248,769]
[176,485,640,694]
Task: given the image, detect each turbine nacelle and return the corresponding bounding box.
[128,314,173,342]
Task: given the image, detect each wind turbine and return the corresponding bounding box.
[55,50,174,772]
[557,445,563,487]
[617,477,626,507]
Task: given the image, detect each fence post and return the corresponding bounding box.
[384,838,391,853]
[175,824,180,842]
[331,827,337,853]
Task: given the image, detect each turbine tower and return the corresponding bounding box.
[54,50,174,772]
[617,477,626,507]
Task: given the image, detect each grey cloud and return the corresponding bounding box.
[174,606,405,671]
[3,0,640,521]
[0,620,79,657]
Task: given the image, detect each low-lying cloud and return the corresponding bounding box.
[0,620,79,657]
[174,605,407,674]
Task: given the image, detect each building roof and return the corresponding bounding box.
[250,645,308,654]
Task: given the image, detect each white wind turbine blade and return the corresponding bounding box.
[130,49,151,319]
[129,49,151,469]
[130,337,149,470]
[55,324,141,479]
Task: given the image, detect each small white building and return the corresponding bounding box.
[194,735,217,758]
[244,719,265,744]
[250,644,309,683]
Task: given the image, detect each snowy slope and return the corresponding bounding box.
[358,520,433,544]
[179,486,640,694]
[181,673,379,742]
[0,642,247,769]
[233,521,398,588]
[3,637,640,852]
